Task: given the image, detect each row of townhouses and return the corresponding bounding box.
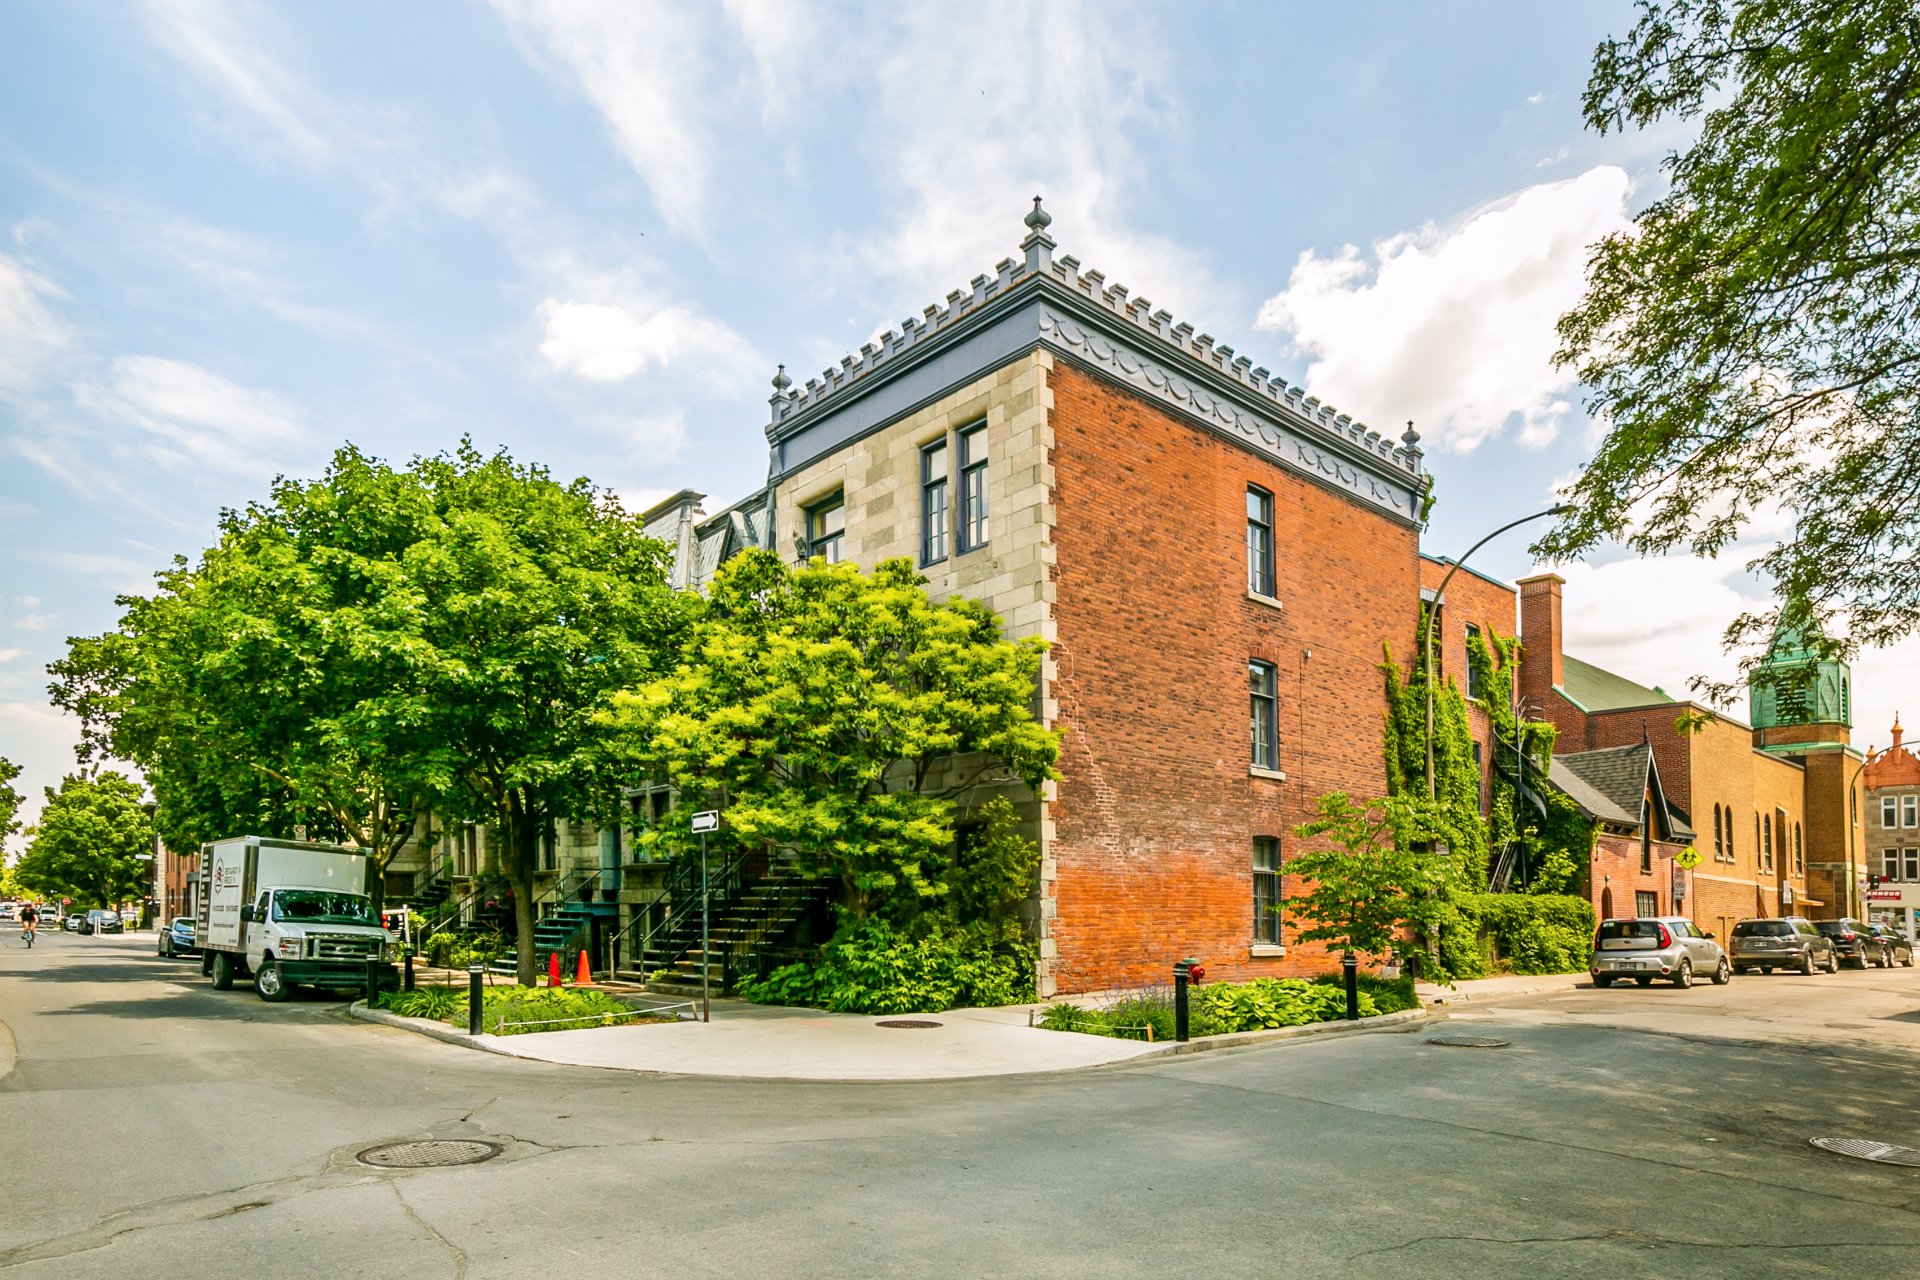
[156,201,1910,992]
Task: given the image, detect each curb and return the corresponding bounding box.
[1420,976,1585,1006]
[1118,1006,1433,1061]
[350,1000,1434,1079]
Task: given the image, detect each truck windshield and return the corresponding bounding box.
[270,891,375,925]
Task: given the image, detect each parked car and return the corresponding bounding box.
[157,916,197,958]
[0,902,16,922]
[83,909,123,935]
[1816,918,1886,968]
[64,912,87,932]
[1866,922,1915,968]
[1590,917,1730,988]
[1730,917,1838,974]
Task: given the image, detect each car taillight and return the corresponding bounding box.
[1656,923,1671,947]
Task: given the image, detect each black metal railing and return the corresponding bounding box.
[608,850,749,978]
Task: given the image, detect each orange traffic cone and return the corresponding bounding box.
[547,951,562,988]
[575,948,592,987]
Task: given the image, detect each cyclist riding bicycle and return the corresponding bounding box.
[18,903,38,946]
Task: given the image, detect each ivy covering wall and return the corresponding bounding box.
[1378,613,1599,978]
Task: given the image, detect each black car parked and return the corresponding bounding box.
[1816,918,1885,968]
[1867,922,1916,967]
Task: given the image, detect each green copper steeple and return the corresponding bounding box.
[1749,622,1852,731]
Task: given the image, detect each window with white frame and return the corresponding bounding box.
[1249,660,1278,771]
[957,423,989,552]
[1253,837,1282,944]
[1464,624,1485,700]
[1908,848,1920,881]
[1883,795,1901,827]
[1246,486,1274,597]
[1905,795,1919,828]
[1886,849,1903,881]
[806,493,845,563]
[920,438,949,566]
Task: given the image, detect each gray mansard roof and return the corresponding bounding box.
[638,488,773,591]
[760,199,1427,525]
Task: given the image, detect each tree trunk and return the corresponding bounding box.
[506,806,541,988]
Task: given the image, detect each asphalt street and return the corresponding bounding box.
[7,930,1920,1278]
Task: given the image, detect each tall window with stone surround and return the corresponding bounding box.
[806,492,845,563]
[957,423,989,552]
[921,439,949,565]
[1713,804,1724,861]
[1249,660,1278,771]
[1253,837,1282,944]
[1246,486,1274,597]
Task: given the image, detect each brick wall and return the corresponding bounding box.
[1586,832,1691,920]
[1047,361,1418,992]
[1419,557,1518,816]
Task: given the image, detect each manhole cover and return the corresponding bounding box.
[1424,1032,1510,1049]
[875,1019,943,1029]
[1810,1137,1920,1168]
[357,1140,501,1169]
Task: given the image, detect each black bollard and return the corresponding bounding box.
[467,963,485,1037]
[403,949,415,992]
[365,956,382,1004]
[1342,950,1359,1021]
[1173,958,1193,1042]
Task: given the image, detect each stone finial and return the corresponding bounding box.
[1022,194,1056,273]
[771,364,791,393]
[1401,420,1423,453]
[769,364,793,418]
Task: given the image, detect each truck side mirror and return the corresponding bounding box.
[240,905,254,923]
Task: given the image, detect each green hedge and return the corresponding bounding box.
[1039,972,1421,1042]
[373,984,667,1035]
[739,919,1035,1015]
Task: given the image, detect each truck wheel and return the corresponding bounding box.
[255,957,292,1003]
[211,951,235,990]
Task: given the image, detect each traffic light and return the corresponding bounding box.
[1870,874,1882,889]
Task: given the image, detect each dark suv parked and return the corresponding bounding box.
[1867,922,1915,967]
[1730,917,1838,975]
[1816,918,1886,968]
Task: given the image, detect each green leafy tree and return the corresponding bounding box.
[1546,0,1920,678]
[0,755,21,859]
[53,442,683,985]
[50,449,443,873]
[607,551,1060,922]
[1283,792,1456,970]
[15,772,153,909]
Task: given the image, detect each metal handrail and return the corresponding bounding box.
[718,872,827,989]
[608,850,749,976]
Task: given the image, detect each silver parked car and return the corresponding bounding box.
[1729,917,1838,975]
[1591,917,1731,988]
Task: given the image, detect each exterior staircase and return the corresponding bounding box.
[632,861,827,998]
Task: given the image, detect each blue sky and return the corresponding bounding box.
[3,1,1910,839]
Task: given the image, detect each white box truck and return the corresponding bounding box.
[196,836,395,1002]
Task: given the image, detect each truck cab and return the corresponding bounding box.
[241,886,391,999]
[198,836,396,1002]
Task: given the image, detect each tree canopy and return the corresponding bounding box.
[51,440,685,984]
[15,772,153,909]
[1545,0,1920,678]
[605,551,1060,922]
[0,755,21,859]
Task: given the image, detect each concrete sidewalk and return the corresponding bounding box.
[1418,971,1588,1005]
[351,996,1429,1081]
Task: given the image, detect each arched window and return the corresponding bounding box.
[1727,809,1735,862]
[1756,814,1763,868]
[1794,822,1803,873]
[1713,804,1724,861]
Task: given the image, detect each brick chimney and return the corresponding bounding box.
[1516,573,1565,705]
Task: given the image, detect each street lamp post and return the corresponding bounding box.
[1423,505,1574,798]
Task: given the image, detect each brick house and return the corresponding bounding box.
[753,201,1427,995]
[1864,718,1920,938]
[1419,555,1522,817]
[1548,742,1694,920]
[1515,573,1863,935]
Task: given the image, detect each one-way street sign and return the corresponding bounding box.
[691,810,719,834]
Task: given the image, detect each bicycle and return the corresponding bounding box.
[20,924,34,948]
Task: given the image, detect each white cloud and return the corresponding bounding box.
[864,5,1222,323]
[0,251,71,394]
[489,0,713,235]
[143,0,333,164]
[0,648,24,664]
[72,354,306,476]
[624,413,689,459]
[1256,165,1634,454]
[536,298,756,387]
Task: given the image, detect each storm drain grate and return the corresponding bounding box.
[1423,1032,1510,1049]
[875,1019,943,1029]
[357,1140,502,1169]
[1810,1138,1920,1168]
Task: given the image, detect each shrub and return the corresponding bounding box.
[1465,893,1595,975]
[1191,978,1376,1035]
[372,983,667,1035]
[1313,971,1419,1014]
[740,918,1034,1015]
[1036,995,1173,1041]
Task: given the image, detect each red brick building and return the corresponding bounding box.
[759,202,1427,994]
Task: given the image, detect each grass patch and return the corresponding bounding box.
[372,984,676,1035]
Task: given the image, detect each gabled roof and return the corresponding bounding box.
[1561,655,1674,712]
[1552,742,1696,841]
